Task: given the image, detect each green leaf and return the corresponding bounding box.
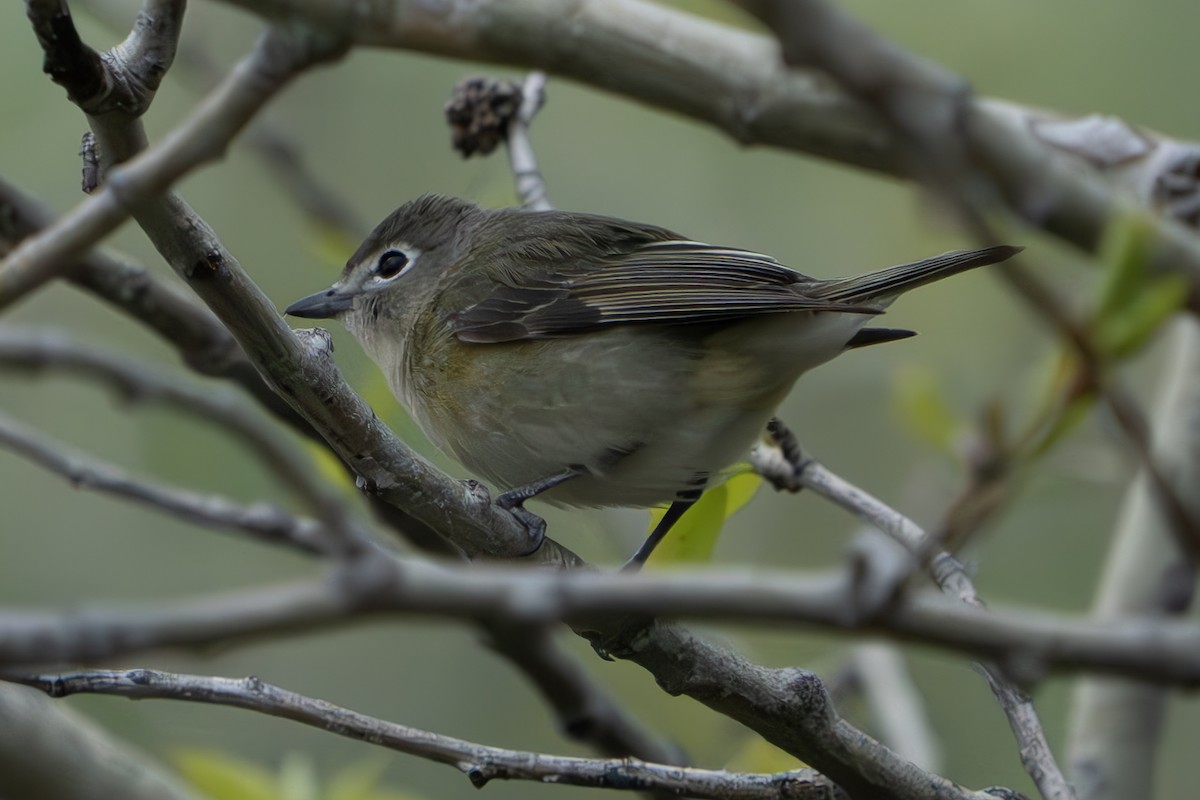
[891,366,961,454]
[644,471,760,566]
[326,759,384,800]
[1094,273,1188,358]
[1094,213,1153,321]
[1028,391,1094,459]
[1010,349,1086,458]
[174,750,280,800]
[1091,212,1185,359]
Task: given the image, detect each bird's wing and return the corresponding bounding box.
[448,240,877,344]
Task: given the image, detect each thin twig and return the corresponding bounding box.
[14,11,550,560]
[507,71,551,210]
[738,3,1088,796]
[0,24,347,306]
[753,425,977,603]
[77,0,366,238]
[7,669,846,799]
[0,328,365,551]
[482,622,684,767]
[978,243,1200,562]
[845,643,942,772]
[0,177,308,429]
[0,176,456,558]
[754,420,1067,798]
[213,0,1200,290]
[0,410,335,556]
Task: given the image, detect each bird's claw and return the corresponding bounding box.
[495,493,547,555]
[764,417,812,491]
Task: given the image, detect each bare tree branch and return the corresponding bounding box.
[11,12,497,561]
[8,3,1193,796]
[0,409,336,555]
[482,622,686,769]
[5,557,1200,687]
[0,23,346,305]
[0,177,461,558]
[26,0,184,117]
[78,0,367,239]
[0,328,368,550]
[13,14,821,790]
[109,0,187,105]
[507,71,551,210]
[844,642,941,773]
[0,177,313,429]
[7,668,849,800]
[210,0,1200,292]
[754,423,974,603]
[731,3,1132,794]
[26,0,109,111]
[1067,318,1200,800]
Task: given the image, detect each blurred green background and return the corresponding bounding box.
[2,0,1197,797]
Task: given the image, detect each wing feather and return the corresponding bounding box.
[450,241,875,343]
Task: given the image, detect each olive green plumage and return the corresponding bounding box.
[287,194,1019,517]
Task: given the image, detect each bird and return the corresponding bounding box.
[285,194,1020,567]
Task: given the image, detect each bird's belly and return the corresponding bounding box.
[539,402,773,507]
[439,398,773,508]
[406,315,861,508]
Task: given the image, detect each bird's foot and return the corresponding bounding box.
[494,491,548,555]
[759,417,813,492]
[494,468,580,556]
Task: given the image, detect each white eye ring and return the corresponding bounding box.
[374,249,415,282]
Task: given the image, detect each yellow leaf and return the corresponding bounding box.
[173,749,280,800]
[327,758,424,800]
[644,472,760,566]
[303,439,355,493]
[725,735,808,773]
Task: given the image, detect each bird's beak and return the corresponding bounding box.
[284,286,354,319]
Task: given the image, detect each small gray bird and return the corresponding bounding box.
[286,195,1019,566]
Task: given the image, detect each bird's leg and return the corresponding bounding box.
[495,467,581,552]
[621,488,703,572]
[765,417,812,490]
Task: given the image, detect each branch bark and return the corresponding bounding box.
[5,557,1200,686]
[0,409,337,555]
[10,2,1197,797]
[212,0,1200,291]
[9,669,847,800]
[1066,318,1200,799]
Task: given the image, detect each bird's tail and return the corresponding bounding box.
[810,244,1022,304]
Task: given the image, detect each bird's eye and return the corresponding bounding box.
[376,250,410,280]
